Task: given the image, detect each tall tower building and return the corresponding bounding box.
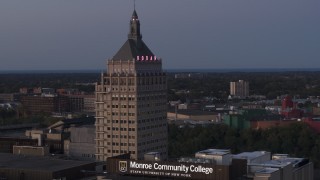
[230,80,249,98]
[95,10,168,161]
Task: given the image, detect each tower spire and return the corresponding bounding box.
[128,7,142,41]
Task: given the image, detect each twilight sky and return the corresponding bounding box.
[0,0,319,70]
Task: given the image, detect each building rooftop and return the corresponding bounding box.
[233,151,269,160]
[196,149,230,156]
[48,117,95,129]
[255,167,279,174]
[250,157,307,168]
[112,10,155,61]
[0,153,95,172]
[113,39,154,61]
[145,152,160,155]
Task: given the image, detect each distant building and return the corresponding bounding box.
[0,129,63,154]
[281,96,303,118]
[0,93,15,102]
[41,88,55,95]
[56,88,80,95]
[223,108,303,130]
[223,109,268,129]
[230,80,249,98]
[83,95,95,114]
[20,87,33,94]
[65,94,95,114]
[20,95,69,115]
[303,117,320,133]
[13,145,49,156]
[19,87,42,94]
[167,109,219,122]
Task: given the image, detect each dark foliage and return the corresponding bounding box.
[0,73,99,93]
[168,123,320,167]
[167,71,320,101]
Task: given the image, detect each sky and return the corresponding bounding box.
[0,0,319,71]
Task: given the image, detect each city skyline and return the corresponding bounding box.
[0,0,319,71]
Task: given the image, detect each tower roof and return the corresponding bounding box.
[113,39,154,60]
[112,10,155,61]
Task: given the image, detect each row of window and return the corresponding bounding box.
[82,154,95,158]
[107,103,165,109]
[108,127,136,131]
[109,120,135,124]
[137,95,166,101]
[112,97,135,101]
[137,103,166,108]
[137,116,167,123]
[107,132,135,138]
[109,87,136,92]
[110,112,135,116]
[104,78,135,86]
[104,77,165,86]
[138,123,166,131]
[108,149,135,154]
[137,110,166,116]
[137,77,166,85]
[111,104,135,108]
[103,135,136,139]
[110,142,135,147]
[108,85,166,92]
[120,135,135,139]
[140,131,166,138]
[141,132,153,138]
[137,86,166,91]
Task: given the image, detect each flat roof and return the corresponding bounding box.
[0,153,95,172]
[250,157,305,168]
[233,151,269,160]
[145,152,160,155]
[196,149,230,156]
[268,158,304,166]
[0,129,29,138]
[256,167,279,174]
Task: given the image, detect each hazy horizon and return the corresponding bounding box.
[2,68,320,74]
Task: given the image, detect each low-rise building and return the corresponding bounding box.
[249,155,313,180]
[195,149,232,166]
[20,95,69,115]
[0,93,15,102]
[105,149,313,180]
[0,153,96,180]
[64,125,96,161]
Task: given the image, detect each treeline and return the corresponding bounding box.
[168,123,320,167]
[167,71,320,100]
[0,73,99,93]
[0,107,63,127]
[2,71,320,99]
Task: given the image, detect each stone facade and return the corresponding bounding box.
[95,10,168,161]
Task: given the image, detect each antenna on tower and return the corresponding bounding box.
[134,0,136,10]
